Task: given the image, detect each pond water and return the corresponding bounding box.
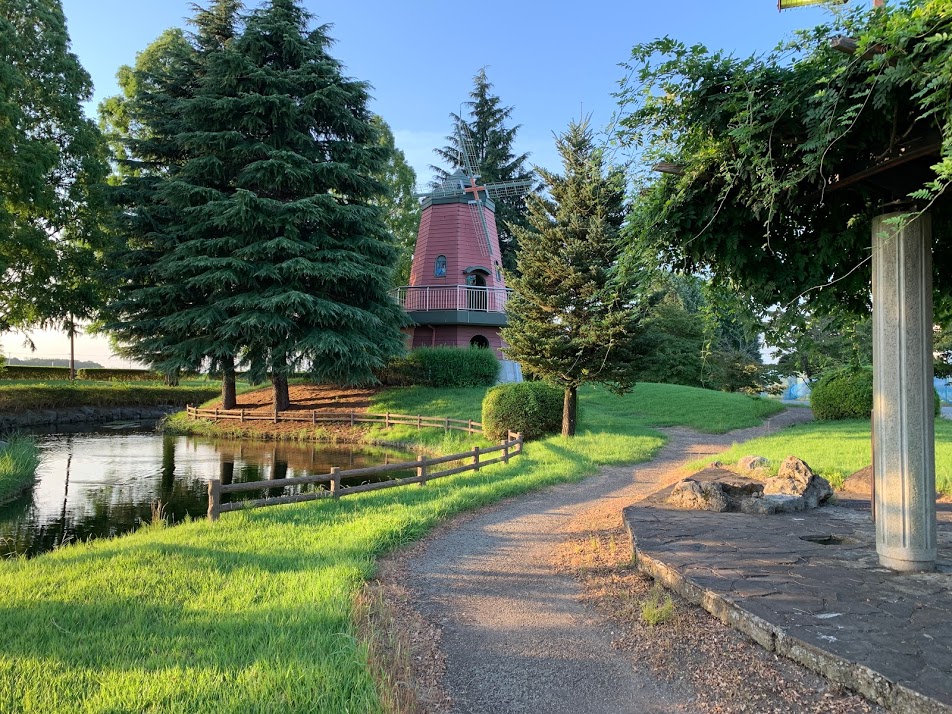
[0,421,416,559]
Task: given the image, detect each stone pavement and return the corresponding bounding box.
[623,491,952,714]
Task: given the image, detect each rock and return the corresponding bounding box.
[667,478,730,512]
[737,455,769,471]
[709,461,723,468]
[764,456,833,509]
[0,440,7,450]
[842,465,873,495]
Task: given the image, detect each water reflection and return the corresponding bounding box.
[0,422,414,558]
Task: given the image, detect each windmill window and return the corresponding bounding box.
[434,255,447,277]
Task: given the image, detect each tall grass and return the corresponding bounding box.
[692,418,952,495]
[0,383,783,712]
[0,436,40,502]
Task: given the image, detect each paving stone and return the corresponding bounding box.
[623,500,952,711]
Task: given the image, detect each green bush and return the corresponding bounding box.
[75,368,162,381]
[482,381,563,441]
[0,365,73,380]
[0,384,219,412]
[378,347,499,388]
[811,366,940,420]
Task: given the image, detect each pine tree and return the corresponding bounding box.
[433,69,534,272]
[502,119,649,436]
[100,2,242,403]
[0,0,109,358]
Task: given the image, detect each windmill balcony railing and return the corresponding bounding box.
[393,285,511,313]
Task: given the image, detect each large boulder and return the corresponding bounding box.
[764,456,833,509]
[667,478,730,512]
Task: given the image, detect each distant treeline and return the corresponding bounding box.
[5,357,104,369]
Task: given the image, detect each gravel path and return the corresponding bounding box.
[398,408,816,714]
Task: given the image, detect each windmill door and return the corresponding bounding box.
[466,273,488,311]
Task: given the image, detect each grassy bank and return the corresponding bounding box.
[0,436,40,503]
[693,418,952,495]
[0,382,220,412]
[0,384,784,712]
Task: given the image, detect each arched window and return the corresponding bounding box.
[434,255,447,277]
[470,335,490,349]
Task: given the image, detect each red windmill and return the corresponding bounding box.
[394,125,530,363]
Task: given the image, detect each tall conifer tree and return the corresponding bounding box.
[433,69,534,271]
[502,120,649,436]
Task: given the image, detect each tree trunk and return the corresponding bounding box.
[222,357,237,410]
[562,386,577,437]
[271,371,290,412]
[68,316,76,381]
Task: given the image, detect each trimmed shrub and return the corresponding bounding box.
[811,366,940,420]
[75,368,162,382]
[378,347,499,388]
[0,365,72,380]
[0,384,219,412]
[482,381,563,441]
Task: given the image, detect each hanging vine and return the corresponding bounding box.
[616,0,952,317]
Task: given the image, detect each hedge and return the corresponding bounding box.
[811,366,940,420]
[482,381,563,441]
[378,347,499,388]
[0,365,73,380]
[75,368,162,382]
[0,384,219,412]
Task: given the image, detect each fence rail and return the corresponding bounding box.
[206,430,524,520]
[185,405,483,434]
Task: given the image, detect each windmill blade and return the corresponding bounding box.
[467,201,492,257]
[458,125,481,179]
[483,180,533,200]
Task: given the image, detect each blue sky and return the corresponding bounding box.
[5,0,860,365]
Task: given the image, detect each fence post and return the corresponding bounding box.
[312,410,317,425]
[240,409,245,423]
[350,411,355,427]
[274,408,278,424]
[386,411,391,428]
[468,419,473,434]
[444,417,449,435]
[207,479,222,521]
[215,407,219,419]
[473,445,481,471]
[330,466,341,498]
[417,454,428,486]
[417,415,422,429]
[517,433,524,455]
[502,440,509,464]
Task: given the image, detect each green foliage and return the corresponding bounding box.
[0,0,110,334]
[771,311,873,381]
[1,365,73,380]
[640,586,675,627]
[371,116,419,286]
[432,68,535,271]
[378,347,498,388]
[0,352,5,377]
[503,119,651,434]
[810,366,875,420]
[810,365,939,420]
[0,384,217,412]
[6,356,103,369]
[617,0,952,317]
[696,418,952,496]
[481,382,563,441]
[0,436,40,503]
[75,368,160,382]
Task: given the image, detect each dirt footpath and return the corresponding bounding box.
[369,408,881,713]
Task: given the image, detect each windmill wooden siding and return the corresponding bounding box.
[396,190,511,359]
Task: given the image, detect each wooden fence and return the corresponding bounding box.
[185,405,483,435]
[206,431,524,520]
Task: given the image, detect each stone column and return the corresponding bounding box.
[872,211,936,572]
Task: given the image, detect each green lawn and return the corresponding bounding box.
[0,383,782,713]
[692,418,952,495]
[0,437,40,503]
